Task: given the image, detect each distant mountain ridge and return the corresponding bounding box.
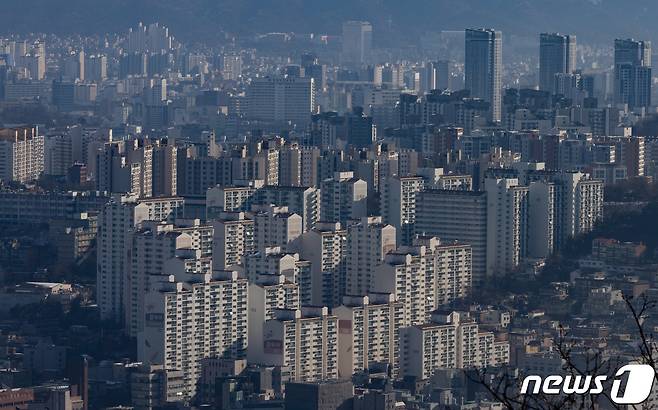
[2,0,657,44]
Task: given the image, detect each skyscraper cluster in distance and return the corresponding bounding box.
[0,15,657,410]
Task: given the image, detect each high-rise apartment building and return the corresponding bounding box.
[97,195,183,322]
[527,181,557,259]
[526,170,604,249]
[372,247,428,327]
[94,139,178,198]
[593,136,645,177]
[44,134,74,177]
[247,274,300,363]
[417,236,473,309]
[85,54,107,82]
[254,186,320,232]
[371,236,472,325]
[554,172,604,245]
[381,175,425,246]
[62,50,85,82]
[243,246,309,283]
[127,22,172,54]
[230,142,280,186]
[371,237,472,326]
[345,217,396,299]
[221,54,242,81]
[138,270,248,398]
[465,28,502,122]
[320,172,368,225]
[292,222,348,307]
[484,178,529,277]
[539,33,577,93]
[252,205,303,253]
[261,307,338,382]
[404,311,509,379]
[334,294,404,378]
[436,60,453,90]
[206,181,263,215]
[0,126,44,183]
[211,212,254,269]
[278,142,320,188]
[124,223,192,337]
[124,219,212,338]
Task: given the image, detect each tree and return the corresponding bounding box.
[469,293,658,409]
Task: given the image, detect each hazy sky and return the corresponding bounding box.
[2,0,656,45]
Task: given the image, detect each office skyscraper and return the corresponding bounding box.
[247,76,315,126]
[416,190,487,287]
[465,28,502,122]
[614,38,652,109]
[341,21,373,67]
[436,60,453,90]
[539,33,576,93]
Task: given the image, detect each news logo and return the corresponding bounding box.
[520,364,655,404]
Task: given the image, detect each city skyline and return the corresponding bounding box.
[0,8,658,410]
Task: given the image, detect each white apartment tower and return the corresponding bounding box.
[405,311,509,379]
[97,195,183,322]
[252,205,303,253]
[247,274,300,363]
[554,171,604,246]
[524,170,604,257]
[244,247,310,286]
[345,217,397,299]
[97,196,137,322]
[124,219,213,338]
[206,181,263,214]
[416,236,473,309]
[484,178,529,277]
[291,222,348,307]
[334,294,404,378]
[372,237,473,327]
[320,171,368,225]
[211,212,254,269]
[255,186,320,232]
[138,270,248,398]
[382,175,425,246]
[0,126,45,183]
[371,247,428,327]
[124,224,192,337]
[261,307,338,382]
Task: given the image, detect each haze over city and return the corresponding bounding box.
[0,2,657,410]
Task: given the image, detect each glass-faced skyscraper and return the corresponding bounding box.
[539,33,576,93]
[614,38,652,109]
[341,21,373,68]
[465,28,502,122]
